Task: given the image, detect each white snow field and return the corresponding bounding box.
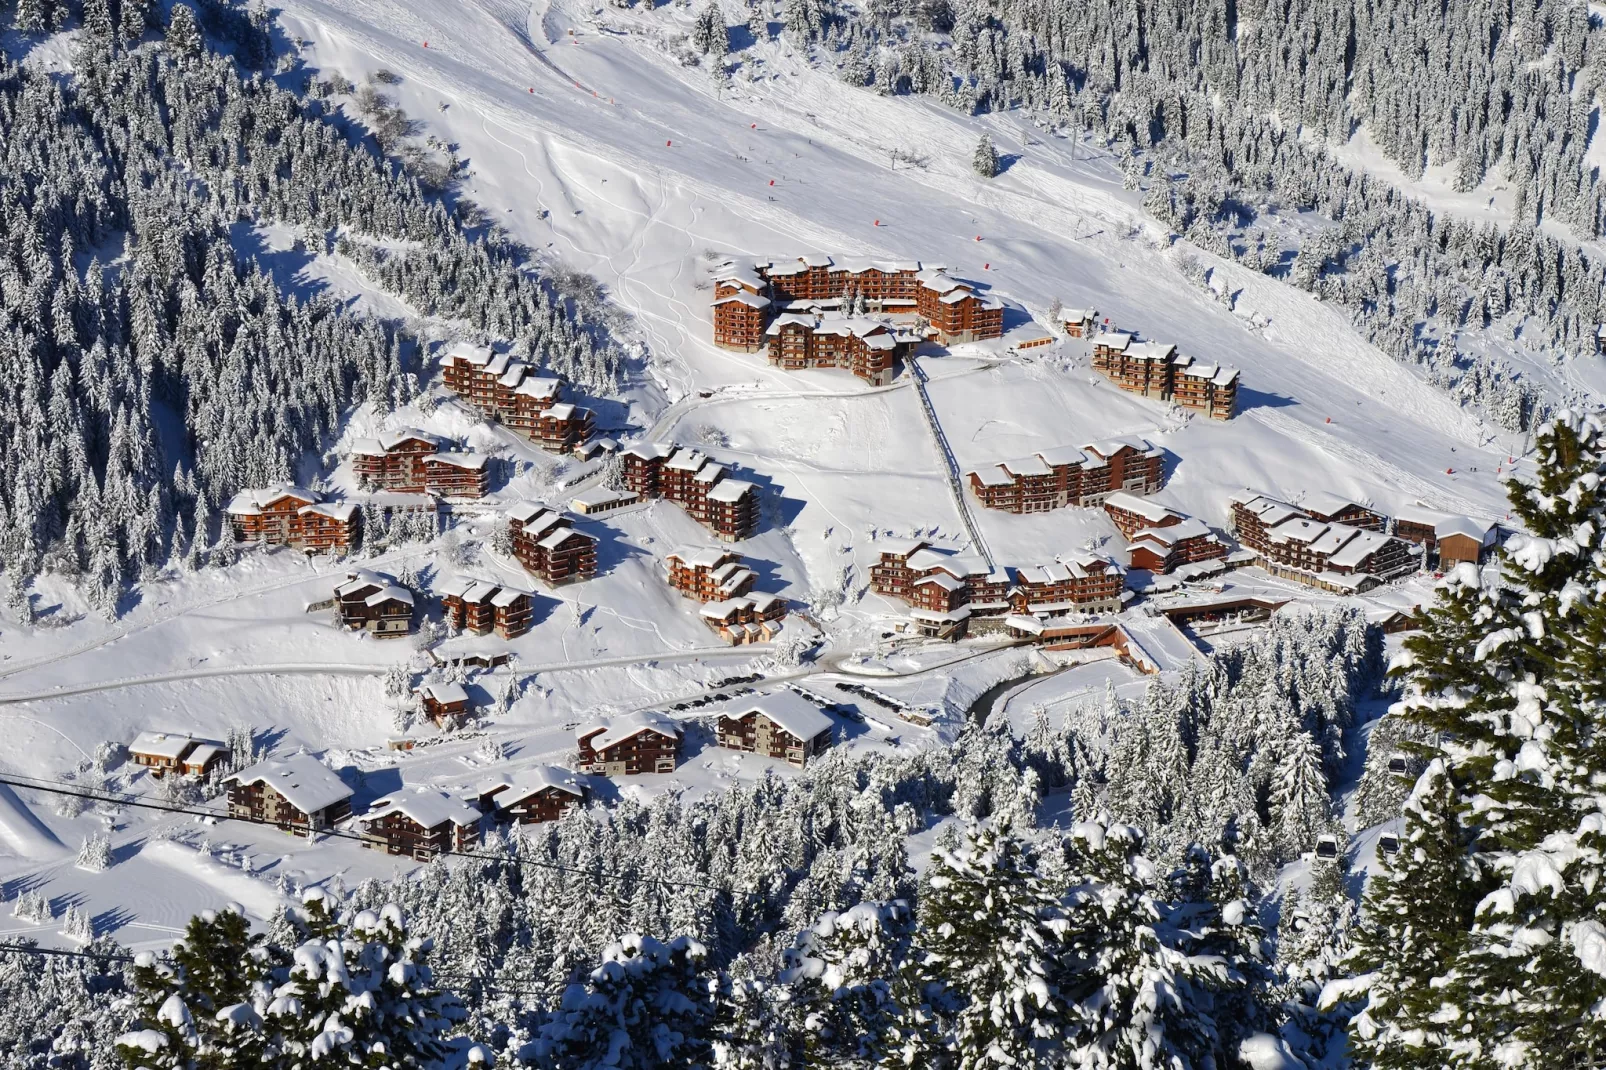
[0,0,1584,946]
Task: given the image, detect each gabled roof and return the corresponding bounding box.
[1036,446,1088,468]
[225,754,352,815]
[336,569,394,596]
[490,586,530,607]
[507,501,560,526]
[713,292,771,309]
[969,465,1014,487]
[362,788,481,831]
[623,442,675,462]
[300,502,358,523]
[538,526,594,550]
[668,546,740,570]
[580,712,682,750]
[726,690,832,741]
[129,731,202,760]
[1001,455,1054,478]
[1090,331,1134,349]
[366,586,415,607]
[428,452,487,471]
[1104,492,1182,523]
[1130,518,1213,548]
[227,483,319,515]
[479,764,587,803]
[915,572,966,591]
[421,681,469,705]
[1302,492,1371,518]
[515,376,562,400]
[1083,436,1158,460]
[878,537,929,558]
[442,342,494,366]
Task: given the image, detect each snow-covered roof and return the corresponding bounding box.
[878,537,928,558]
[428,452,486,471]
[538,527,592,550]
[1126,341,1178,362]
[713,264,766,290]
[226,755,352,815]
[129,732,202,760]
[421,681,469,705]
[1036,446,1088,468]
[300,501,357,522]
[1302,492,1369,518]
[1236,493,1304,526]
[490,586,530,608]
[1090,331,1133,349]
[1327,529,1396,571]
[363,789,481,831]
[435,575,473,599]
[694,462,726,484]
[1001,455,1053,478]
[910,606,971,622]
[1266,517,1330,545]
[1104,492,1181,523]
[336,570,394,596]
[726,690,832,741]
[460,581,499,603]
[479,764,586,802]
[571,487,637,511]
[914,572,965,591]
[545,402,577,421]
[666,448,709,472]
[515,376,562,400]
[366,586,414,607]
[227,483,319,514]
[1434,515,1496,543]
[442,342,494,366]
[713,292,771,309]
[623,442,675,462]
[668,546,738,569]
[184,742,226,768]
[707,479,755,503]
[905,547,955,572]
[1062,307,1097,322]
[1083,436,1157,459]
[581,712,682,750]
[1130,518,1213,547]
[969,465,1014,487]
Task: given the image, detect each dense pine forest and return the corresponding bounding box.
[0,0,625,615]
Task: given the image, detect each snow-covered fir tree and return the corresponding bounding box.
[76,833,114,872]
[971,134,999,178]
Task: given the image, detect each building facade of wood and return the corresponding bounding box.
[417,681,472,729]
[129,732,230,779]
[665,547,756,601]
[1088,332,1239,419]
[223,755,353,837]
[357,791,482,860]
[437,578,536,639]
[1127,518,1228,574]
[440,343,594,454]
[619,443,759,541]
[1392,508,1500,569]
[700,591,787,644]
[765,314,902,385]
[1231,492,1418,590]
[716,692,834,768]
[967,439,1165,513]
[576,714,682,776]
[507,503,598,585]
[477,767,587,824]
[351,430,445,492]
[227,485,359,554]
[333,570,415,637]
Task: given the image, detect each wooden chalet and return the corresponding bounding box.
[423,453,491,499]
[477,766,587,824]
[914,269,1004,344]
[619,443,759,541]
[507,503,598,585]
[440,342,586,452]
[967,438,1164,513]
[534,403,596,453]
[1393,508,1500,569]
[129,732,230,780]
[1302,493,1386,531]
[1230,492,1416,591]
[665,547,755,601]
[334,570,415,637]
[227,485,359,554]
[1103,492,1186,540]
[1127,518,1227,574]
[712,266,771,352]
[716,690,834,768]
[439,578,498,634]
[765,313,902,385]
[577,713,682,776]
[350,429,444,492]
[224,755,353,837]
[1061,307,1097,338]
[357,789,481,860]
[571,487,640,516]
[417,681,473,729]
[1010,556,1125,616]
[700,592,787,644]
[1088,336,1240,420]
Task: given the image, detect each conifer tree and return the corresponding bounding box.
[164,4,203,59]
[919,824,1068,1066]
[972,133,999,178]
[693,0,729,58]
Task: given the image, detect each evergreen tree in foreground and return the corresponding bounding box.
[1334,411,1606,1065]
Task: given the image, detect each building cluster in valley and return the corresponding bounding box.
[871,539,1125,640]
[966,438,1165,513]
[664,546,788,644]
[712,255,1005,385]
[1066,310,1241,421]
[441,343,597,454]
[177,683,843,860]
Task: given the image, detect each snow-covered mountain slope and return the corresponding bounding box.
[0,0,1582,949]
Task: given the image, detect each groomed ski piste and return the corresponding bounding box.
[0,0,1586,949]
